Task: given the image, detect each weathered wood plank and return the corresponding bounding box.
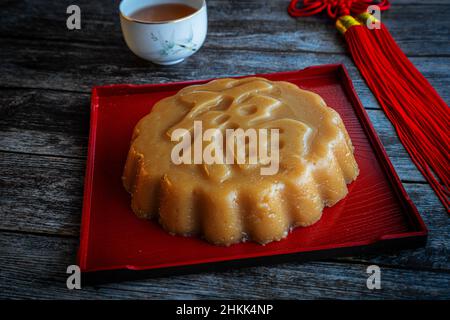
[0,0,448,57]
[0,151,448,270]
[0,89,90,158]
[0,38,448,107]
[0,231,449,299]
[207,3,450,57]
[0,153,84,236]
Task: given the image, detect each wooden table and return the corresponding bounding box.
[1,0,449,299]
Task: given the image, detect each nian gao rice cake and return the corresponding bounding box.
[123,77,359,245]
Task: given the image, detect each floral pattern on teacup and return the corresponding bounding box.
[150,26,198,57]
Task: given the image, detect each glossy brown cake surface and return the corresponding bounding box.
[123,77,359,245]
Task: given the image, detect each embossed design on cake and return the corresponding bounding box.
[122,77,359,245]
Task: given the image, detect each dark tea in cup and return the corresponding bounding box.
[129,3,197,22]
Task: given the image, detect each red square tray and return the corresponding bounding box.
[78,64,427,278]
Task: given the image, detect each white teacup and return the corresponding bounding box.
[119,0,207,65]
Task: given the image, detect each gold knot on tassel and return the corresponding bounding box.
[336,15,361,34]
[356,12,379,25]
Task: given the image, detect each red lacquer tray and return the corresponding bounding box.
[78,64,427,279]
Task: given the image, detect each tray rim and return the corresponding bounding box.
[78,64,428,274]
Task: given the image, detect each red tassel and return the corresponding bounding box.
[287,0,449,211]
[343,21,450,212]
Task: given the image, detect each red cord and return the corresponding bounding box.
[345,25,450,211]
[287,0,450,211]
[288,0,390,19]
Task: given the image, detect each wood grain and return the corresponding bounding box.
[1,38,448,106]
[1,231,449,299]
